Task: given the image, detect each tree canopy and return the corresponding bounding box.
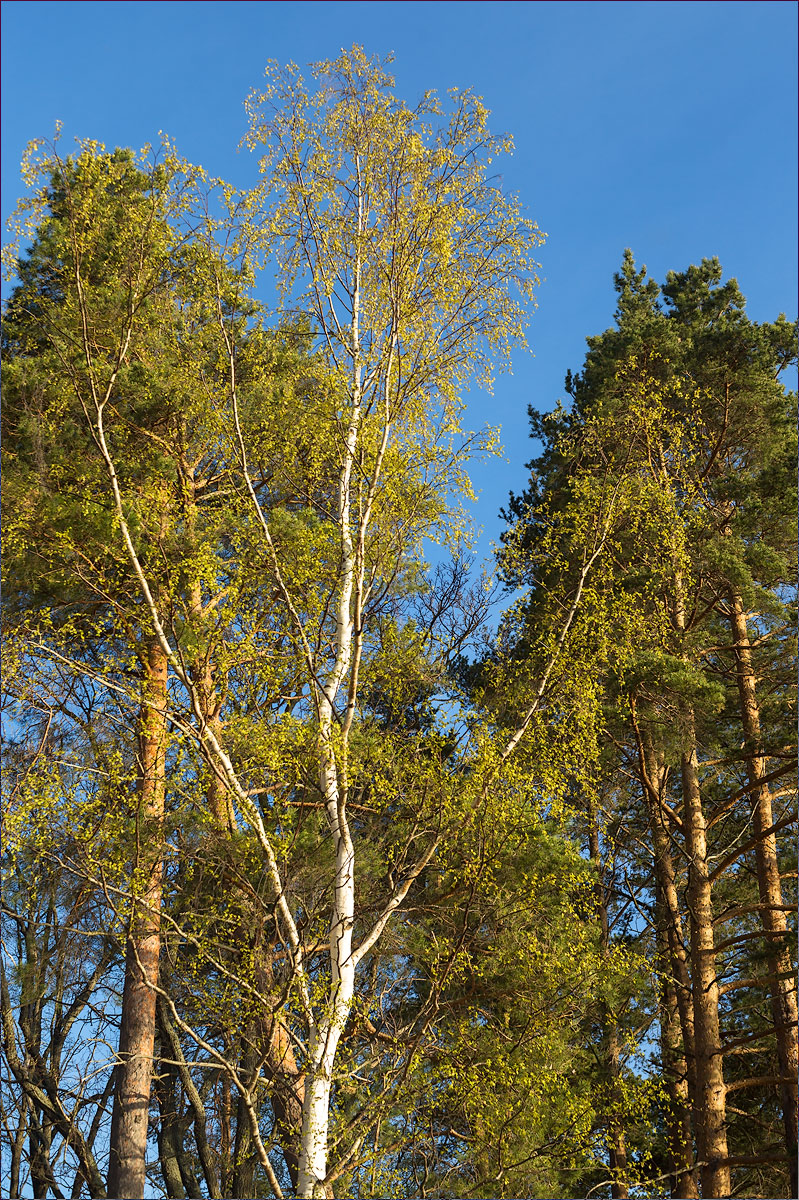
[2,47,796,1200]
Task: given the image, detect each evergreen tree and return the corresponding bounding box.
[498,252,797,1198]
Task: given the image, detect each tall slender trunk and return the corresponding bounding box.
[670,571,730,1199]
[640,731,698,1117]
[639,731,700,1193]
[728,592,798,1195]
[655,880,699,1198]
[107,637,168,1198]
[186,485,307,1189]
[588,806,628,1199]
[296,710,355,1198]
[9,1095,28,1199]
[681,725,730,1199]
[18,927,49,1199]
[263,1013,306,1191]
[225,895,308,1190]
[295,512,359,1195]
[296,187,365,1200]
[607,1022,629,1199]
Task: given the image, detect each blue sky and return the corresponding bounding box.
[2,0,797,563]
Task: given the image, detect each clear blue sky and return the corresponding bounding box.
[2,0,797,562]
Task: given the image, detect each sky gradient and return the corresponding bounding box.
[2,0,796,563]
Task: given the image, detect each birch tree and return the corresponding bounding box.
[223,48,545,1197]
[3,46,553,1199]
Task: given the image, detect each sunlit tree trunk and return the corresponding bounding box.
[220,1068,232,1197]
[655,880,698,1198]
[639,723,698,1196]
[680,731,729,1199]
[588,805,629,1199]
[107,638,168,1198]
[635,719,699,1194]
[297,282,362,1200]
[729,591,798,1195]
[232,1040,258,1200]
[296,696,355,1198]
[668,570,731,1200]
[639,728,698,1123]
[264,1016,306,1191]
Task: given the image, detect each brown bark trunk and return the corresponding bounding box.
[156,994,221,1199]
[637,723,700,1195]
[28,1109,50,1200]
[640,731,698,1114]
[588,807,629,1199]
[9,1096,28,1199]
[662,974,699,1197]
[670,569,730,1198]
[107,638,168,1199]
[729,592,798,1196]
[264,1016,306,1191]
[250,946,307,1191]
[656,880,699,1198]
[681,728,730,1199]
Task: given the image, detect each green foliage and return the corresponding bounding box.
[495,249,797,1199]
[4,48,794,1198]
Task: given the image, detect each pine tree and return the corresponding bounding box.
[498,252,797,1197]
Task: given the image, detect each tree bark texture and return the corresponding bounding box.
[107,638,168,1199]
[680,729,730,1199]
[729,592,798,1196]
[640,732,698,1115]
[671,570,730,1199]
[296,223,363,1199]
[263,1014,306,1191]
[656,884,699,1199]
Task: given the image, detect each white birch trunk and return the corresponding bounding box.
[296,161,364,1198]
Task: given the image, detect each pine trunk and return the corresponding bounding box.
[655,882,699,1198]
[107,638,168,1198]
[641,732,698,1114]
[667,567,730,1198]
[680,729,730,1199]
[588,808,629,1198]
[729,592,798,1194]
[264,1015,306,1191]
